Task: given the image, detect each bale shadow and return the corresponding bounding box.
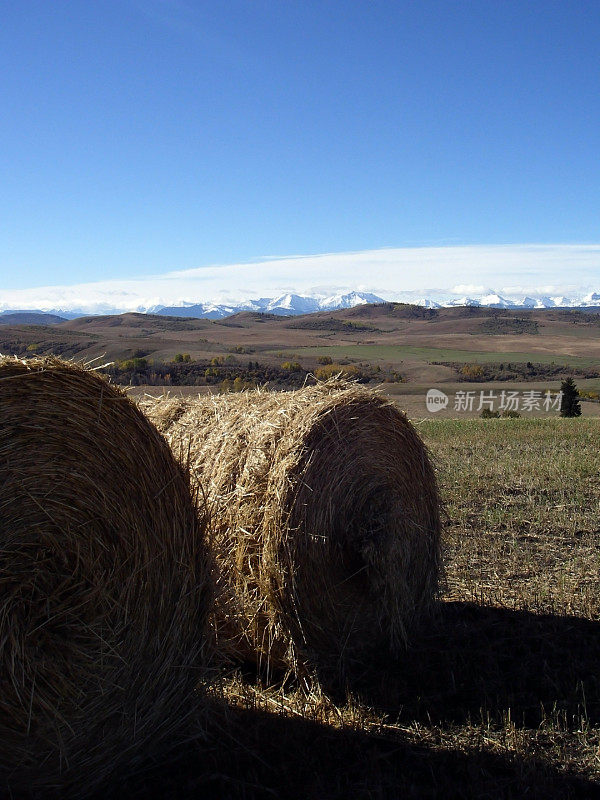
[98,602,600,799]
[104,699,597,800]
[340,601,600,728]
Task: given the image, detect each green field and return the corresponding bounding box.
[270,343,600,366]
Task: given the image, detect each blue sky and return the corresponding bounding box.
[1,1,599,295]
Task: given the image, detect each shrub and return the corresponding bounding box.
[281,361,303,372]
[315,363,360,381]
[120,357,148,371]
[480,409,500,418]
[460,364,485,380]
[229,345,254,354]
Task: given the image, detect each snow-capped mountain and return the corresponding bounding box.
[152,291,386,319]
[445,296,485,308]
[584,291,600,305]
[518,297,549,309]
[265,294,322,315]
[319,291,384,310]
[152,302,237,319]
[148,289,600,319]
[0,308,85,320]
[3,289,600,320]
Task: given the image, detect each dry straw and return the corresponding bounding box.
[144,381,441,682]
[0,357,212,797]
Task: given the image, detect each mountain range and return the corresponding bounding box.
[1,289,600,322]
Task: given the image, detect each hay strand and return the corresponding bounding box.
[0,357,212,796]
[144,381,440,681]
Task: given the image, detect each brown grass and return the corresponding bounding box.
[0,356,213,797]
[143,381,441,683]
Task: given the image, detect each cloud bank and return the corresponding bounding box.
[2,243,599,313]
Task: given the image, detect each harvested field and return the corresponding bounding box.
[4,363,598,798]
[110,415,600,798]
[143,382,441,683]
[0,357,212,797]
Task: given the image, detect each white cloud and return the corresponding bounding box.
[1,243,599,313]
[452,284,489,295]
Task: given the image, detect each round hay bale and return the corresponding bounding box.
[0,357,212,797]
[144,382,441,681]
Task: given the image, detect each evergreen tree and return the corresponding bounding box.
[560,377,582,417]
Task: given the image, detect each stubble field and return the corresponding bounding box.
[117,415,600,799]
[3,307,599,795]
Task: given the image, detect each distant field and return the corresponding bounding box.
[3,307,600,389]
[133,380,600,419]
[386,380,600,419]
[269,343,599,366]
